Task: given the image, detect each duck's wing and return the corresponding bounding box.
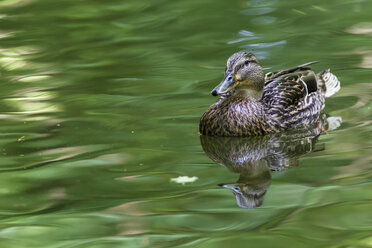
[263,69,318,107]
[264,61,319,81]
[262,68,324,131]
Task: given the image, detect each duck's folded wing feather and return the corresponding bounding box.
[262,70,317,108]
[262,69,322,131]
[264,61,319,81]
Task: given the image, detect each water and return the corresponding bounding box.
[0,0,371,247]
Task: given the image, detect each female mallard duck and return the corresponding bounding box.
[199,52,340,136]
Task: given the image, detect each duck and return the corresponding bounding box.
[199,52,340,136]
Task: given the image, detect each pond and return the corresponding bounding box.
[0,0,371,247]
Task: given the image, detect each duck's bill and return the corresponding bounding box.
[211,72,237,96]
[219,183,243,194]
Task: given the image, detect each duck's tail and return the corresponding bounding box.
[318,69,340,98]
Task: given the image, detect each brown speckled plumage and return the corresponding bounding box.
[200,52,340,136]
[200,96,269,136]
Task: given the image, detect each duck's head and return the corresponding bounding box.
[211,52,265,100]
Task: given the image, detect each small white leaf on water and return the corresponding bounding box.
[171,176,198,185]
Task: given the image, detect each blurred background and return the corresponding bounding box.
[0,0,371,247]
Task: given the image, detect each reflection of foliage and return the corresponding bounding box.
[0,0,371,247]
[0,45,61,115]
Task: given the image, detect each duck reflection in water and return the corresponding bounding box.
[200,115,341,208]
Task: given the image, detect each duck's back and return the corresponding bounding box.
[262,68,328,132]
[199,96,270,136]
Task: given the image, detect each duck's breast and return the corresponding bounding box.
[200,98,268,136]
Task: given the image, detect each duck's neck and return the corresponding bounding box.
[234,88,263,101]
[234,77,265,101]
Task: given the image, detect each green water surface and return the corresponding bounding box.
[0,0,371,247]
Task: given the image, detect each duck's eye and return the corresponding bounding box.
[244,61,250,66]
